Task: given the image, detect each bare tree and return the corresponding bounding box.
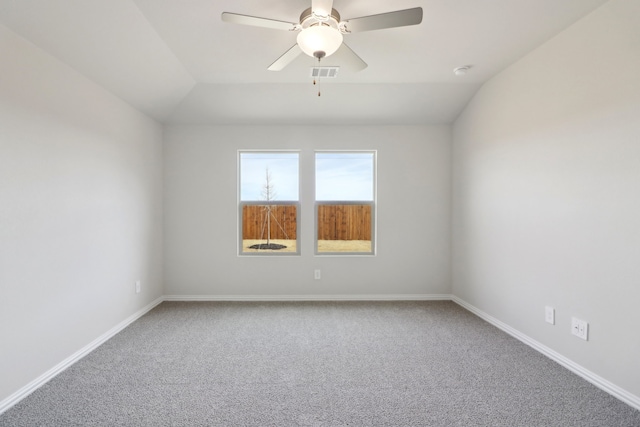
[253,167,290,249]
[261,168,276,245]
[261,167,277,202]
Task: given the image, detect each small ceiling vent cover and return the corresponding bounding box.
[310,66,339,78]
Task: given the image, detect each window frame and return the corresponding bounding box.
[238,150,301,256]
[314,150,377,256]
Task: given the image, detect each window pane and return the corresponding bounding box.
[315,152,374,201]
[240,152,299,201]
[241,203,298,254]
[317,203,372,253]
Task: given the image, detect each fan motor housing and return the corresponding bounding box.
[299,7,341,30]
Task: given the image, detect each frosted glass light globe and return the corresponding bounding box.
[297,25,343,58]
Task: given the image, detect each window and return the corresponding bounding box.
[315,151,376,255]
[239,151,299,255]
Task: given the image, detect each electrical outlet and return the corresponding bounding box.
[314,269,321,280]
[571,317,588,341]
[545,306,555,325]
[135,280,141,294]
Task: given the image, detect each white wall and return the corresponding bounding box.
[164,125,451,297]
[452,0,640,401]
[0,25,164,404]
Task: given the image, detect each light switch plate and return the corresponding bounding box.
[545,306,555,325]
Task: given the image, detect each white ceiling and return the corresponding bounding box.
[0,0,608,125]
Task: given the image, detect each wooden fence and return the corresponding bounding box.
[317,204,372,241]
[242,205,297,240]
[242,204,372,241]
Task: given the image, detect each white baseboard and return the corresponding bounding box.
[451,296,640,412]
[163,294,454,302]
[0,297,164,416]
[4,294,638,415]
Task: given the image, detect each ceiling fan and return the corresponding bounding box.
[222,0,423,72]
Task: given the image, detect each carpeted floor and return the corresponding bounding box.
[1,301,639,426]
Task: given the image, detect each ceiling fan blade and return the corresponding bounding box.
[342,7,423,33]
[268,44,303,71]
[221,12,297,31]
[312,0,334,18]
[338,43,367,72]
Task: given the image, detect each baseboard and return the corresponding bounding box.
[5,294,637,414]
[0,296,164,416]
[163,294,454,302]
[451,296,640,412]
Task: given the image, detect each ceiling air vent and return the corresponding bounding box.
[310,66,339,78]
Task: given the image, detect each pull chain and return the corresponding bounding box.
[313,56,321,96]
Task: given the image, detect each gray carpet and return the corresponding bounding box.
[1,301,639,426]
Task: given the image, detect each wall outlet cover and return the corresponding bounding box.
[571,317,588,341]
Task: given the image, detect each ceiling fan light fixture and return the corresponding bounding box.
[297,25,343,59]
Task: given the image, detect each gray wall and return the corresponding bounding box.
[0,25,164,403]
[163,125,451,298]
[452,0,640,399]
[3,0,639,412]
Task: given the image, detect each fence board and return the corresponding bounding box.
[242,205,297,240]
[242,204,371,241]
[317,204,371,241]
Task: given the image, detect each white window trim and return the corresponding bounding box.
[314,150,377,256]
[238,150,301,256]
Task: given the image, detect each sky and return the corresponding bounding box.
[240,151,374,201]
[240,152,299,201]
[315,152,374,201]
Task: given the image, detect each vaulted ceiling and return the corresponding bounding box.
[0,0,608,125]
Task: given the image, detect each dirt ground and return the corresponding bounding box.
[241,239,371,253]
[242,239,297,253]
[317,240,372,253]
